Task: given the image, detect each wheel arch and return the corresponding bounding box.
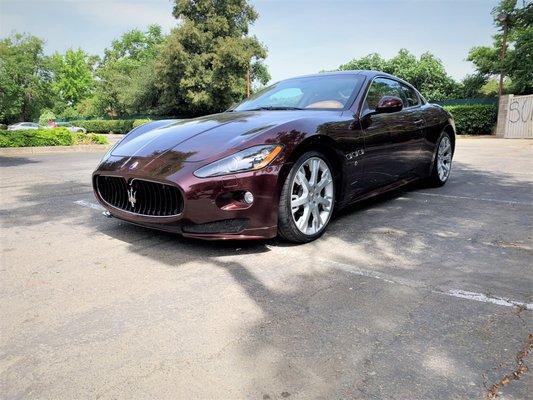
[279,134,345,204]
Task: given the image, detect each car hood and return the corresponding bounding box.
[111,111,332,163]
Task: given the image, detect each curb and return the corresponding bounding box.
[0,144,112,156]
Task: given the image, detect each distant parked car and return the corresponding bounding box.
[7,122,39,131]
[57,122,87,133]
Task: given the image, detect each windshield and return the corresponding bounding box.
[233,74,364,112]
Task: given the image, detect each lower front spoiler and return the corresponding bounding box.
[108,212,278,240]
[183,225,278,241]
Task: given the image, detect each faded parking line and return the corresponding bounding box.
[74,199,104,211]
[267,246,533,311]
[416,192,532,206]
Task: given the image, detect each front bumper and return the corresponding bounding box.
[92,155,282,240]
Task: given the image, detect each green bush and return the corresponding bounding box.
[133,118,152,128]
[0,124,7,130]
[72,133,109,145]
[443,104,497,135]
[0,128,108,147]
[0,128,73,147]
[70,119,135,134]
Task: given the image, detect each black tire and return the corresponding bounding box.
[426,131,453,187]
[277,151,335,243]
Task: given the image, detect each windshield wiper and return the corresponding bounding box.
[245,106,305,111]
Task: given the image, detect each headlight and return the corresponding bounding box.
[194,145,283,178]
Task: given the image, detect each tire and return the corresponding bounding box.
[278,151,335,243]
[427,131,453,187]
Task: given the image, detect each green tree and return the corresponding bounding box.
[456,74,488,98]
[467,0,532,95]
[155,0,269,116]
[49,48,95,110]
[0,33,53,124]
[337,53,388,72]
[94,25,165,117]
[38,108,56,125]
[338,49,458,101]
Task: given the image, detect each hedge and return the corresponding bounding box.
[0,128,108,147]
[443,104,497,135]
[70,119,135,134]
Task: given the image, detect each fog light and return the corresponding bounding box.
[243,191,254,204]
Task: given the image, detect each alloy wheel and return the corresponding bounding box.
[290,157,334,235]
[437,136,452,182]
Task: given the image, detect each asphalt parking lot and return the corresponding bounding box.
[1,138,532,399]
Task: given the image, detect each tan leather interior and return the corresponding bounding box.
[305,100,343,109]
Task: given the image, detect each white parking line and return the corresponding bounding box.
[416,192,532,206]
[74,200,105,211]
[267,246,533,311]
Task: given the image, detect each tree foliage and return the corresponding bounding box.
[337,49,457,101]
[155,0,269,116]
[467,0,532,95]
[453,74,491,98]
[49,48,95,109]
[93,25,165,117]
[0,33,53,123]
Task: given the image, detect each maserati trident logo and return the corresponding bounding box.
[127,184,137,208]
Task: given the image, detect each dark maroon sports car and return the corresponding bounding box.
[93,71,455,242]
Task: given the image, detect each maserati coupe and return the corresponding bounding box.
[92,70,455,243]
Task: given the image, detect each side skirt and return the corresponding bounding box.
[337,176,420,210]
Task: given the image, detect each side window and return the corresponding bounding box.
[365,78,404,110]
[401,84,420,107]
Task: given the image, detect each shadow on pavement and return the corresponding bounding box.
[0,156,40,167]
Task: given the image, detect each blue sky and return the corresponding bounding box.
[0,0,499,82]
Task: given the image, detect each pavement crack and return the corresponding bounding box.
[483,333,533,399]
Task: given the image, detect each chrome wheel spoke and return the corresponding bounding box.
[316,170,332,191]
[297,205,311,231]
[309,159,319,185]
[312,206,321,231]
[291,194,308,209]
[296,171,310,192]
[317,195,332,209]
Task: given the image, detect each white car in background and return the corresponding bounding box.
[7,122,39,130]
[57,122,87,133]
[7,122,87,133]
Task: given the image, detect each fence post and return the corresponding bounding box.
[495,94,511,137]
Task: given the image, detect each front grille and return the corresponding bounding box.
[95,175,183,216]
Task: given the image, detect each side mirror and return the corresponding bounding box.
[375,96,403,113]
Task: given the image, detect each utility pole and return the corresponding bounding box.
[497,12,509,97]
